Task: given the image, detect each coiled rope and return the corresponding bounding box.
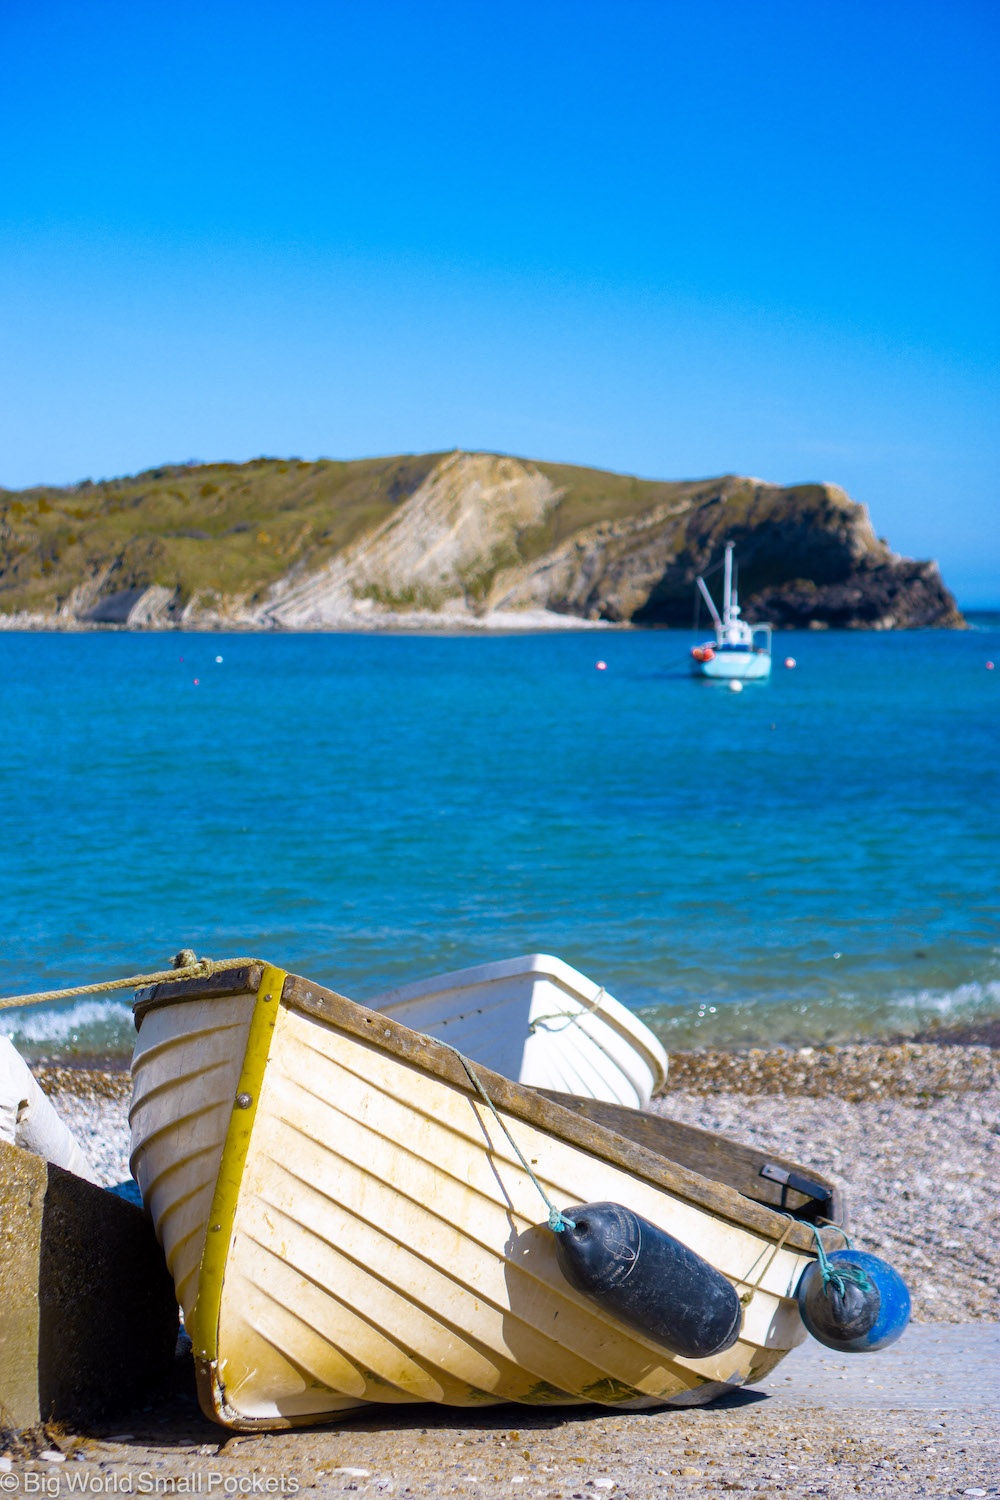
[0,954,261,1012]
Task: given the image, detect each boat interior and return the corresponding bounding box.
[537,1092,844,1226]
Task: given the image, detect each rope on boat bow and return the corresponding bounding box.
[0,954,261,1011]
[527,986,607,1035]
[444,1042,577,1234]
[736,1213,797,1308]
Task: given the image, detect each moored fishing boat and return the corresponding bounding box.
[691,541,772,680]
[129,958,907,1432]
[366,953,668,1109]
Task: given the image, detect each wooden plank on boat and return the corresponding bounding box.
[536,1092,846,1224]
[133,964,262,1024]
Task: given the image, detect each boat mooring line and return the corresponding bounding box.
[0,954,262,1011]
[443,1042,577,1234]
[527,987,607,1035]
[736,1214,797,1307]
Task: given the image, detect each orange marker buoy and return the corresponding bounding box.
[988,661,995,670]
[193,678,199,685]
[596,660,607,671]
[784,657,796,669]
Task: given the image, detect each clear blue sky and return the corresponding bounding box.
[2,0,998,602]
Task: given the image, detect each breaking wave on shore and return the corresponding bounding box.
[5,978,1000,1065]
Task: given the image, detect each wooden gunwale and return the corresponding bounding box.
[133,965,262,1025]
[538,1091,845,1225]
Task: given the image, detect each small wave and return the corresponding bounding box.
[638,979,1000,1050]
[2,997,135,1059]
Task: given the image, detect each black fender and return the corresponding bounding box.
[553,1201,742,1360]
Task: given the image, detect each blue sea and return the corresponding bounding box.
[2,621,997,1063]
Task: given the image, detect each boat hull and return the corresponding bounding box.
[691,651,772,681]
[130,965,823,1429]
[367,954,668,1108]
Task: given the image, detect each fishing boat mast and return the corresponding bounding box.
[696,542,740,643]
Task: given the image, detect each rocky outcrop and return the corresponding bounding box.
[259,462,961,630]
[499,477,963,630]
[0,452,963,629]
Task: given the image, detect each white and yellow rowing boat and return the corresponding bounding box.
[129,961,841,1430]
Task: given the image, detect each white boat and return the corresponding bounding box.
[691,542,772,680]
[129,960,845,1430]
[366,954,668,1109]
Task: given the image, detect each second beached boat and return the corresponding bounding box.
[365,953,669,1109]
[130,959,851,1431]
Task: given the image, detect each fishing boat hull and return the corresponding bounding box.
[366,954,668,1109]
[130,963,832,1430]
[691,648,772,681]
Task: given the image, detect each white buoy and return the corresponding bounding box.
[728,679,743,693]
[784,656,796,669]
[215,655,223,663]
[595,660,607,671]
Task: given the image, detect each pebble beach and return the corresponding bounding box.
[9,1038,997,1497]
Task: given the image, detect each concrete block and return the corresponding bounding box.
[0,1138,178,1434]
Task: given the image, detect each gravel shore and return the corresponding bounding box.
[11,1043,997,1497]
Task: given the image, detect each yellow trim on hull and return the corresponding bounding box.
[186,966,287,1375]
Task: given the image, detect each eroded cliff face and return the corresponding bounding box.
[0,451,963,629]
[264,452,560,627]
[498,475,961,629]
[260,460,960,630]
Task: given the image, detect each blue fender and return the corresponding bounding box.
[797,1248,911,1352]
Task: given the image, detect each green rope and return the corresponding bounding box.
[527,987,607,1036]
[809,1223,872,1299]
[445,1044,576,1234]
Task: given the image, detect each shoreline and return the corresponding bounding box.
[0,610,990,634]
[0,609,621,634]
[28,1021,1000,1087]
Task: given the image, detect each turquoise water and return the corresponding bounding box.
[2,622,997,1060]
